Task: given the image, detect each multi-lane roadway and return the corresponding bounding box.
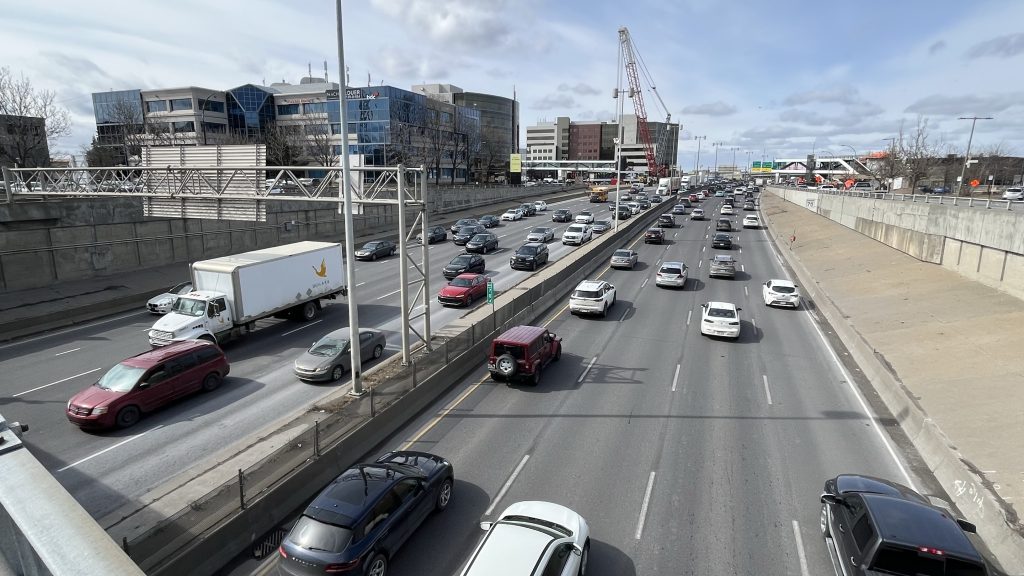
[246,192,923,575]
[0,191,610,521]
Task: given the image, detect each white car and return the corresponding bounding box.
[1002,187,1024,201]
[700,301,742,339]
[742,214,760,228]
[569,279,616,317]
[655,261,688,288]
[819,184,837,191]
[763,278,800,308]
[532,200,548,211]
[625,201,641,215]
[721,204,735,215]
[501,208,523,221]
[146,281,194,314]
[561,224,593,245]
[458,501,590,576]
[524,181,538,187]
[574,210,595,224]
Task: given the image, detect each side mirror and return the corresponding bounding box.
[956,518,977,534]
[820,493,843,506]
[737,307,742,311]
[479,521,493,531]
[137,382,150,389]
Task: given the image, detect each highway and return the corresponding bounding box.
[247,192,921,575]
[0,190,610,521]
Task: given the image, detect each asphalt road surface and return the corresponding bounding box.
[0,191,616,520]
[246,193,921,576]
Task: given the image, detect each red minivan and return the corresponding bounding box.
[66,340,229,429]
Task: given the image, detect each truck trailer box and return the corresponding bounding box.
[190,241,345,324]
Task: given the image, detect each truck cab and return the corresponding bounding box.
[149,290,232,346]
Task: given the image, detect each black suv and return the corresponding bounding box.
[519,203,537,217]
[278,451,454,576]
[711,233,733,249]
[453,225,486,245]
[821,474,988,576]
[658,214,676,228]
[510,243,549,270]
[552,208,573,222]
[644,228,665,244]
[443,253,485,279]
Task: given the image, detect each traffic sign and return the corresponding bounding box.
[970,179,980,187]
[486,280,495,304]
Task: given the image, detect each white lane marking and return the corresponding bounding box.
[705,234,709,239]
[635,471,657,539]
[485,454,530,515]
[686,310,692,326]
[763,374,773,405]
[744,286,749,297]
[701,245,706,252]
[697,259,703,268]
[376,289,401,300]
[792,520,811,576]
[618,308,629,322]
[0,310,148,350]
[641,278,649,288]
[14,368,101,397]
[281,319,322,336]
[58,425,163,472]
[751,317,757,328]
[55,347,81,356]
[578,356,597,383]
[671,364,680,392]
[741,264,745,272]
[739,248,743,254]
[356,281,366,287]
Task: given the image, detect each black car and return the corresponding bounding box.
[443,253,485,279]
[671,204,688,215]
[637,199,651,210]
[712,233,733,249]
[551,209,573,222]
[658,214,676,228]
[450,218,479,234]
[715,218,733,231]
[417,225,447,244]
[821,474,989,576]
[592,220,613,234]
[509,243,549,270]
[465,233,499,254]
[644,228,665,244]
[453,225,486,245]
[354,240,396,261]
[278,451,454,576]
[519,203,537,217]
[722,197,735,207]
[478,215,500,228]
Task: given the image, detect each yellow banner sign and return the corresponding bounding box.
[510,154,522,173]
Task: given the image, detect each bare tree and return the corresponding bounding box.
[423,103,454,185]
[0,66,72,167]
[103,98,146,164]
[302,116,337,167]
[478,126,505,182]
[898,117,942,192]
[263,122,306,167]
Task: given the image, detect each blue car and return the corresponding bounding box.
[278,451,454,576]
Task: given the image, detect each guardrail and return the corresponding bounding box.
[119,199,668,576]
[774,185,1024,211]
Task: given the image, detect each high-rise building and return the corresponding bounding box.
[525,117,569,162]
[568,121,619,161]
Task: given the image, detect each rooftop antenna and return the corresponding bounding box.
[346,66,350,85]
[324,60,329,83]
[308,61,312,78]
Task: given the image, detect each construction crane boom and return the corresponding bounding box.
[618,27,661,177]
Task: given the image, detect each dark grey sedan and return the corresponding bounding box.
[592,220,613,234]
[293,328,387,382]
[354,240,396,261]
[465,233,499,253]
[417,225,447,244]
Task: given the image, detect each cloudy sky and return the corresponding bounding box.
[5,0,1024,169]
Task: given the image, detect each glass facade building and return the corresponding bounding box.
[226,84,277,139]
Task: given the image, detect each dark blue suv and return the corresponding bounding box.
[278,451,454,576]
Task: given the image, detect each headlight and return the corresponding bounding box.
[315,366,329,373]
[67,399,72,410]
[93,406,109,415]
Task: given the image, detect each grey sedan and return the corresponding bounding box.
[354,240,396,261]
[526,227,555,243]
[610,249,639,269]
[294,328,387,382]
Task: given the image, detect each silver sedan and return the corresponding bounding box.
[610,249,639,269]
[293,328,387,382]
[526,227,555,243]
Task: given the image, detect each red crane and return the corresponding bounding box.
[618,27,667,178]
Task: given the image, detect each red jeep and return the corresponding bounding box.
[487,325,562,385]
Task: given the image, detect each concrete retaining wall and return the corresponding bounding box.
[142,201,664,576]
[0,185,583,292]
[769,186,1024,301]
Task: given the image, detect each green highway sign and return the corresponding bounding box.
[486,280,495,304]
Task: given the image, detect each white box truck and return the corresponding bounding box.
[656,176,681,195]
[148,241,346,346]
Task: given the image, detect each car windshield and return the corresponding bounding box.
[286,516,353,553]
[362,242,381,250]
[573,289,601,299]
[171,297,207,317]
[309,337,348,356]
[450,256,472,266]
[772,285,796,294]
[504,210,517,215]
[96,363,147,392]
[517,246,537,255]
[648,229,662,234]
[458,227,476,234]
[613,250,633,258]
[567,225,584,233]
[556,210,569,214]
[457,219,475,226]
[708,307,736,319]
[531,228,548,234]
[580,211,591,216]
[450,277,473,287]
[596,221,610,227]
[471,234,489,242]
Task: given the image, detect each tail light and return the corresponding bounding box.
[325,558,361,572]
[278,545,288,558]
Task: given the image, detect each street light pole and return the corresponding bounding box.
[731,146,738,176]
[693,135,706,184]
[712,142,723,174]
[956,116,993,196]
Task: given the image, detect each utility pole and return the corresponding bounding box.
[731,146,738,176]
[693,135,706,183]
[712,142,724,174]
[956,116,992,196]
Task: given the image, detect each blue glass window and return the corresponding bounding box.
[172,121,195,133]
[277,104,300,116]
[305,124,329,135]
[146,100,167,113]
[170,98,193,111]
[330,123,342,135]
[303,102,327,115]
[200,99,225,113]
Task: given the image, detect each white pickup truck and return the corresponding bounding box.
[148,241,347,346]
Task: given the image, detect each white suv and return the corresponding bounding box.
[700,301,742,339]
[458,501,590,576]
[561,224,593,245]
[569,279,616,317]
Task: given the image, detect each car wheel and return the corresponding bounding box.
[331,365,345,381]
[116,405,141,428]
[371,253,377,261]
[820,504,831,537]
[202,373,221,392]
[578,539,590,576]
[372,344,384,359]
[531,366,541,386]
[365,552,387,576]
[553,344,561,361]
[600,304,607,318]
[391,247,396,256]
[436,477,453,512]
[495,354,517,378]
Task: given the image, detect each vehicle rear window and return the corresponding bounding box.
[494,343,525,359]
[660,267,682,275]
[870,545,984,576]
[573,290,601,299]
[772,286,796,294]
[708,308,736,318]
[287,516,353,553]
[613,250,632,258]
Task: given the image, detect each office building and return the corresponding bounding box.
[568,121,618,161]
[525,117,570,161]
[140,87,229,145]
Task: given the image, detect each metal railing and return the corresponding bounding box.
[772,184,1024,211]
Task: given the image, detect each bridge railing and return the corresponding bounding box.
[773,184,1024,211]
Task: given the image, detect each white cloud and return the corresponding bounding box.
[681,101,737,116]
[966,33,1024,59]
[904,93,1024,116]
